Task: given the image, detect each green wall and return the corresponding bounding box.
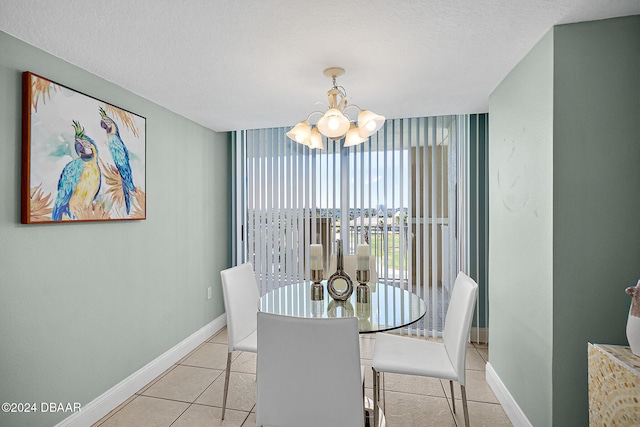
[469,114,489,328]
[0,31,229,427]
[489,15,640,426]
[552,16,640,427]
[489,30,555,427]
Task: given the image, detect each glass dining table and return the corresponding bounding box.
[258,281,427,333]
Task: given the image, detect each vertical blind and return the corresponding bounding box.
[231,115,485,338]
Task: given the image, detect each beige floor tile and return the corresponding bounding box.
[451,400,513,426]
[442,370,499,404]
[364,386,374,401]
[231,351,256,374]
[196,372,256,412]
[477,347,488,362]
[241,412,256,426]
[360,338,376,360]
[380,372,446,397]
[93,395,137,426]
[466,346,487,371]
[180,342,232,370]
[141,365,221,402]
[92,327,514,427]
[177,341,208,365]
[382,391,457,426]
[210,328,228,344]
[97,395,188,427]
[359,335,377,359]
[361,358,374,387]
[203,333,216,340]
[135,365,177,395]
[172,403,250,427]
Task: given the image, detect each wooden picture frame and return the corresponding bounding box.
[21,72,146,223]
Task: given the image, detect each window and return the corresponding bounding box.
[231,115,486,337]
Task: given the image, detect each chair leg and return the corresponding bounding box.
[221,352,232,420]
[461,385,470,427]
[449,380,456,414]
[372,368,379,427]
[381,372,386,414]
[362,380,366,425]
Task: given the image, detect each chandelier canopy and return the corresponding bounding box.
[286,67,385,149]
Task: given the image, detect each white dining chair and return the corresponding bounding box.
[255,312,366,427]
[372,271,478,427]
[219,262,260,420]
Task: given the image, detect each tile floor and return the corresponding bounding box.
[93,328,513,426]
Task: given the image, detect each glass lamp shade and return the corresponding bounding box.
[286,120,312,145]
[316,108,350,139]
[343,123,367,147]
[308,127,325,150]
[357,110,385,138]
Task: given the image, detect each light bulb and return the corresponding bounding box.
[357,110,385,138]
[286,121,312,145]
[317,108,350,138]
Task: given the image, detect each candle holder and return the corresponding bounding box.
[327,300,354,318]
[356,300,371,330]
[356,269,370,303]
[310,269,324,301]
[327,239,354,301]
[311,299,324,317]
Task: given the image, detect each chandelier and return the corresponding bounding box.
[286,67,385,149]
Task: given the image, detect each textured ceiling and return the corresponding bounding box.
[1,0,639,132]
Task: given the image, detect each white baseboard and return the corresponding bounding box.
[486,362,532,427]
[55,314,227,427]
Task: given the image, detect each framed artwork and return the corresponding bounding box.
[21,71,146,223]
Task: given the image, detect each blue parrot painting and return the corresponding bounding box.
[100,107,135,214]
[51,121,102,220]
